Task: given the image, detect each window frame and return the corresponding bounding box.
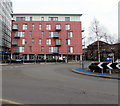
[23,24,28,30]
[65,17,70,21]
[65,24,71,30]
[32,38,35,45]
[46,39,51,45]
[68,32,73,38]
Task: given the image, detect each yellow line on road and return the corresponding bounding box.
[0,99,29,106]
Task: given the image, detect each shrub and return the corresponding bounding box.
[89,63,102,73]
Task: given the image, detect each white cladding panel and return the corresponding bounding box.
[13,15,81,21]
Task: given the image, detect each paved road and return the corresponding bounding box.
[2,63,118,104]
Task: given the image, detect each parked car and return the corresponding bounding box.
[115,59,120,63]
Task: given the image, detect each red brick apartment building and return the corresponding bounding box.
[11,13,82,61]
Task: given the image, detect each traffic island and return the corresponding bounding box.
[72,68,120,79]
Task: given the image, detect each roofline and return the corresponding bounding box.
[12,13,82,16]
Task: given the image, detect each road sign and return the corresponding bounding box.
[116,64,120,69]
[106,56,113,62]
[107,63,112,69]
[98,63,120,69]
[98,62,103,69]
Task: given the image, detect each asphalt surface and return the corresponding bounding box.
[2,63,118,104]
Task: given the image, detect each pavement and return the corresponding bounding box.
[72,68,120,79]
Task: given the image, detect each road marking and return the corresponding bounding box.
[0,99,29,106]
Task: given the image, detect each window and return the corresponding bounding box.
[49,47,58,53]
[21,17,25,21]
[29,46,32,52]
[14,46,24,53]
[68,47,73,53]
[39,39,42,45]
[65,24,70,30]
[32,38,34,45]
[13,24,18,30]
[56,39,61,45]
[32,24,34,30]
[39,24,42,30]
[29,31,32,37]
[65,17,70,21]
[15,17,19,21]
[22,39,27,45]
[41,46,44,52]
[12,39,18,45]
[49,17,58,21]
[56,24,61,30]
[23,24,27,30]
[30,17,32,21]
[66,39,71,45]
[41,17,44,21]
[46,39,51,45]
[42,31,44,37]
[16,17,25,21]
[49,32,59,37]
[68,32,73,38]
[15,31,25,37]
[46,24,51,30]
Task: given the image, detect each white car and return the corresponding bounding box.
[115,59,120,63]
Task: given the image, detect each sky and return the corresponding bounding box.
[12,0,119,46]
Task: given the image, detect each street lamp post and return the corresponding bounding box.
[110,48,115,63]
[80,29,85,68]
[97,41,101,62]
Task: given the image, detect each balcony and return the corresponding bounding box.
[53,51,59,54]
[52,34,59,38]
[14,34,20,38]
[12,24,18,30]
[12,39,18,45]
[14,49,20,53]
[56,25,61,31]
[14,47,24,53]
[56,27,61,31]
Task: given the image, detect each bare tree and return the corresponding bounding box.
[89,18,118,62]
[89,18,104,62]
[103,33,117,44]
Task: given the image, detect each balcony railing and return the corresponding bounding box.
[56,27,61,31]
[56,43,61,46]
[52,34,59,38]
[14,49,20,53]
[12,41,18,45]
[14,34,20,38]
[53,51,59,53]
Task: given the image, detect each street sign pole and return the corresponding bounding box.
[109,69,112,75]
[101,68,103,74]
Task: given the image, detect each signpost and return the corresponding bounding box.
[34,54,38,63]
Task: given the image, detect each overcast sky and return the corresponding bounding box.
[12,0,119,45]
